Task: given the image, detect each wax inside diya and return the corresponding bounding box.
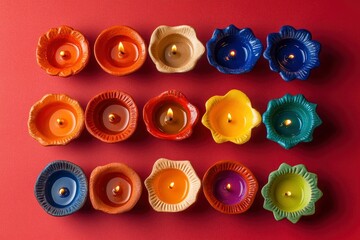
[85,91,138,143]
[28,94,85,146]
[89,163,142,214]
[36,26,90,77]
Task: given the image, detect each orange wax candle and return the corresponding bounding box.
[152,169,189,204]
[94,26,146,76]
[154,103,187,134]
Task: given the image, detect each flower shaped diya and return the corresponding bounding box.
[263,25,321,81]
[36,26,90,77]
[203,161,258,214]
[207,24,263,74]
[148,25,205,73]
[85,90,138,143]
[261,163,322,223]
[262,94,322,149]
[202,89,261,144]
[143,90,199,140]
[89,163,142,214]
[28,94,85,146]
[144,158,201,212]
[94,26,146,76]
[34,160,88,217]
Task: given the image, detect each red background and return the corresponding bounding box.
[1,0,359,239]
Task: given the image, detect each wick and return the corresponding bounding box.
[59,50,68,58]
[56,118,65,126]
[58,187,68,197]
[229,50,236,57]
[112,185,121,195]
[118,42,125,56]
[283,119,292,127]
[171,44,177,55]
[227,113,232,123]
[108,113,120,124]
[288,54,295,59]
[226,183,231,191]
[165,108,173,123]
[169,182,175,189]
[285,191,292,197]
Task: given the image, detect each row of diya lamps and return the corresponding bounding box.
[36,24,320,81]
[28,89,322,149]
[35,158,322,224]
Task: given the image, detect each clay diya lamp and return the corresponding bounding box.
[34,160,88,217]
[143,90,199,140]
[28,94,85,146]
[261,163,323,223]
[94,26,146,76]
[89,163,142,214]
[144,158,201,212]
[202,89,261,144]
[85,90,138,143]
[202,161,258,214]
[207,24,263,74]
[263,25,321,81]
[262,94,322,149]
[148,25,205,73]
[36,25,90,77]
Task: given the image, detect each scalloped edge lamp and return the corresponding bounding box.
[261,163,323,223]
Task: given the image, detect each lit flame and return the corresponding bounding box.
[171,44,177,54]
[226,183,231,190]
[229,50,236,57]
[169,182,175,189]
[283,119,292,126]
[56,118,64,126]
[112,185,121,195]
[288,54,295,59]
[227,113,232,123]
[285,191,292,197]
[118,42,125,54]
[58,187,67,196]
[166,108,173,122]
[59,51,66,57]
[108,113,117,123]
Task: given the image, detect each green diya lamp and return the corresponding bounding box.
[261,163,322,223]
[262,94,322,149]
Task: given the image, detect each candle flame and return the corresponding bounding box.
[118,42,125,55]
[288,54,295,59]
[59,50,66,57]
[283,119,292,126]
[171,44,177,55]
[169,182,175,189]
[229,50,236,57]
[165,108,173,122]
[57,118,65,126]
[58,187,67,196]
[226,183,231,190]
[285,191,292,197]
[227,113,232,123]
[108,113,118,123]
[112,185,121,195]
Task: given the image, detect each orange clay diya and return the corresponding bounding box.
[94,26,146,76]
[28,94,85,146]
[36,26,90,77]
[85,90,138,143]
[143,90,199,140]
[89,163,142,214]
[145,158,201,212]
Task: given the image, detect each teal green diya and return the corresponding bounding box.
[262,94,322,149]
[261,163,322,223]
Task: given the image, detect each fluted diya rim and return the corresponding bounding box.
[263,25,321,81]
[94,25,147,76]
[85,90,138,143]
[143,90,199,140]
[144,158,201,212]
[36,25,90,77]
[201,89,261,144]
[206,24,263,74]
[148,25,205,73]
[262,94,322,149]
[34,160,88,217]
[261,163,323,223]
[202,160,258,214]
[28,94,85,146]
[89,163,142,214]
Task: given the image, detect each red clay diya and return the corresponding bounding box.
[36,26,90,77]
[94,26,146,76]
[203,161,258,214]
[143,90,199,140]
[28,94,85,146]
[89,163,142,214]
[85,90,138,143]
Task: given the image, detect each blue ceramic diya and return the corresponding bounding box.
[34,160,88,216]
[263,25,321,81]
[262,94,322,149]
[206,25,263,74]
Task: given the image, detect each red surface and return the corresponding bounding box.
[0,0,359,239]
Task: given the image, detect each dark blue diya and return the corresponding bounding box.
[206,24,263,74]
[34,160,88,216]
[262,94,322,149]
[263,25,320,81]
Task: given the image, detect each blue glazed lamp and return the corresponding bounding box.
[207,25,263,74]
[263,25,320,81]
[34,160,88,216]
[263,94,322,149]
